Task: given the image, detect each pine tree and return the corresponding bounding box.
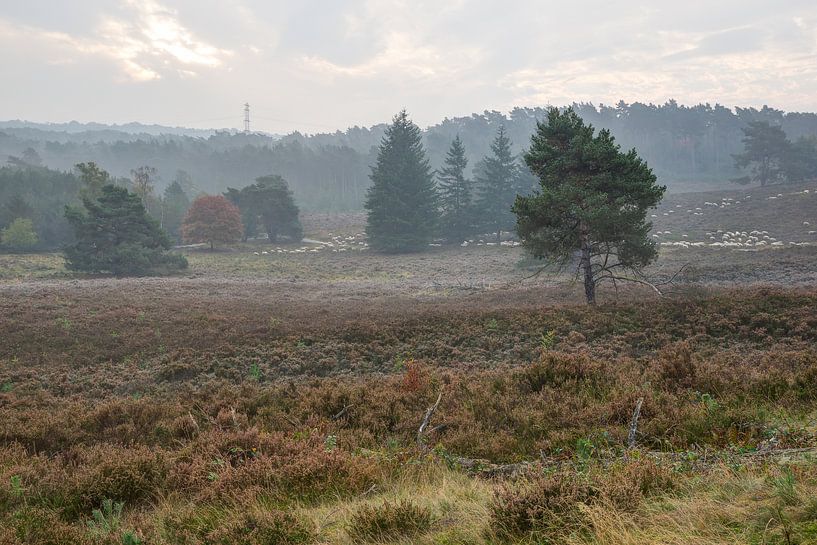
[227,175,303,243]
[475,126,519,241]
[365,110,439,252]
[162,180,191,243]
[514,108,665,305]
[436,135,474,242]
[64,185,187,276]
[731,122,790,186]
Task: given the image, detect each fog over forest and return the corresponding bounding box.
[4,101,817,210]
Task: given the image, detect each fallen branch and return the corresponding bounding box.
[332,404,354,421]
[417,389,443,449]
[627,397,644,448]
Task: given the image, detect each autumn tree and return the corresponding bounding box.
[182,195,243,249]
[131,166,157,208]
[75,162,110,201]
[514,108,665,305]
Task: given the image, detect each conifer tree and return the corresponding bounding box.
[475,126,519,241]
[162,180,191,242]
[64,185,187,276]
[364,110,439,252]
[436,135,474,242]
[514,108,665,305]
[227,175,303,243]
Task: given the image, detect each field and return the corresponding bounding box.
[2,182,817,544]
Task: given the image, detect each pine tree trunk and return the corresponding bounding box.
[580,224,595,305]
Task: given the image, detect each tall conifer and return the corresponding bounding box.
[365,110,439,252]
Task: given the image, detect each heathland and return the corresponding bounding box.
[1,181,817,544]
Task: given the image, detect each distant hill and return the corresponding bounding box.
[3,101,817,210]
[0,120,225,138]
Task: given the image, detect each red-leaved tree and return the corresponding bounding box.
[182,195,243,249]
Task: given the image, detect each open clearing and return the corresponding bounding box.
[2,183,817,544]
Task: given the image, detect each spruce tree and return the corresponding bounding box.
[64,185,187,276]
[475,126,519,241]
[513,108,665,305]
[365,110,439,252]
[436,135,474,243]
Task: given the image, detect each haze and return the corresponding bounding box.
[2,0,817,133]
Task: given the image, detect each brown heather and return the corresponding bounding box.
[2,240,817,543]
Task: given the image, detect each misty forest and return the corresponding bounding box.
[3,2,817,545]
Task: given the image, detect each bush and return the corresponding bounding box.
[162,505,314,545]
[1,217,39,251]
[1,507,92,545]
[347,499,433,541]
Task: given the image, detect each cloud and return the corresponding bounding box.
[301,31,483,81]
[0,0,231,82]
[2,0,817,130]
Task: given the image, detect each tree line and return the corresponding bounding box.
[365,109,665,304]
[4,101,817,212]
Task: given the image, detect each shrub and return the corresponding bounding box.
[162,505,314,545]
[1,217,38,250]
[2,507,92,545]
[489,459,674,541]
[347,499,433,541]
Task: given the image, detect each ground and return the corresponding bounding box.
[1,182,817,544]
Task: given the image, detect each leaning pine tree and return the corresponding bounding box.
[365,110,439,252]
[513,108,665,305]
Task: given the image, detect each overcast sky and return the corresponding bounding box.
[1,0,816,133]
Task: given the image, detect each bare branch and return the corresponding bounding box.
[417,389,443,450]
[628,397,644,448]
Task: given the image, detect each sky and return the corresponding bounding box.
[1,0,816,134]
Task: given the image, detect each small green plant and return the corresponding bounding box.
[485,318,499,331]
[773,466,798,506]
[56,316,72,330]
[1,382,12,393]
[87,499,124,536]
[248,362,262,381]
[10,475,24,502]
[575,437,597,468]
[540,329,557,350]
[699,392,720,413]
[121,529,142,545]
[325,434,338,452]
